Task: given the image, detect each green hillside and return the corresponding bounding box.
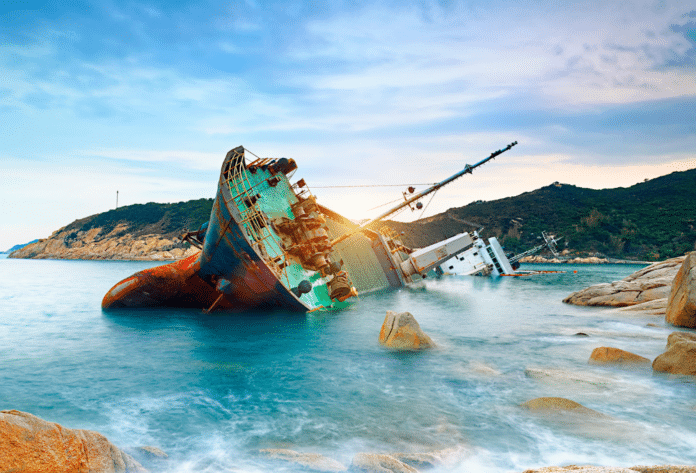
[382,168,696,261]
[57,168,695,261]
[63,198,214,239]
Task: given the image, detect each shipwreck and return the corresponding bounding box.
[102,142,518,312]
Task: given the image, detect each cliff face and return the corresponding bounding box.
[9,223,199,261]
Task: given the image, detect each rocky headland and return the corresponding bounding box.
[9,223,199,261]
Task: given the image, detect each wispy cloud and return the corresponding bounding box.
[0,0,694,249]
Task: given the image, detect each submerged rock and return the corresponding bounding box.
[564,257,685,308]
[520,397,607,418]
[524,368,613,388]
[521,467,636,473]
[350,453,418,473]
[665,252,696,328]
[588,347,650,366]
[390,447,470,470]
[379,311,435,350]
[652,331,696,376]
[260,449,347,472]
[0,410,146,473]
[137,445,168,459]
[521,466,696,473]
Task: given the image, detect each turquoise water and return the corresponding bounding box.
[1,255,695,472]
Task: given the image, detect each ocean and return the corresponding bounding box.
[1,255,695,472]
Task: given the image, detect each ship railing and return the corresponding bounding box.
[222,148,294,289]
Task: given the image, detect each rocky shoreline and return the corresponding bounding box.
[2,407,694,473]
[519,255,654,265]
[8,223,199,261]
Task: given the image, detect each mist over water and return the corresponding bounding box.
[1,255,695,472]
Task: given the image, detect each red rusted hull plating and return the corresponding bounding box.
[101,252,236,310]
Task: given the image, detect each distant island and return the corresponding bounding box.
[1,240,39,254]
[9,168,696,261]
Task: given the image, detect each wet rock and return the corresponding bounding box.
[350,453,418,473]
[588,347,650,366]
[521,467,636,473]
[564,257,685,308]
[652,331,696,376]
[0,410,146,473]
[379,311,435,350]
[260,449,347,472]
[521,467,696,473]
[574,332,589,337]
[665,252,696,328]
[631,467,696,473]
[138,445,168,459]
[390,447,469,469]
[520,397,607,418]
[613,298,669,316]
[525,368,612,388]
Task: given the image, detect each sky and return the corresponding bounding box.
[1,0,695,251]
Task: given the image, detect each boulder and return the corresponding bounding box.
[379,311,435,350]
[521,467,636,473]
[564,257,685,307]
[520,467,696,473]
[390,447,469,469]
[665,252,696,328]
[260,449,347,472]
[0,410,146,473]
[137,446,168,459]
[524,368,612,388]
[588,347,650,366]
[652,331,696,376]
[350,453,418,473]
[520,397,606,418]
[631,467,696,473]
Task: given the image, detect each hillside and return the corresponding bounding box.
[9,200,212,260]
[10,169,696,261]
[382,168,696,261]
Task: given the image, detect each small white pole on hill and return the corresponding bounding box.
[116,190,119,209]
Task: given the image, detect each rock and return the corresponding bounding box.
[0,410,146,473]
[520,467,696,473]
[574,332,589,336]
[260,449,347,472]
[525,368,612,388]
[588,347,650,366]
[613,298,669,316]
[350,453,418,473]
[665,252,696,328]
[379,311,435,350]
[667,331,696,346]
[564,257,685,307]
[631,467,696,473]
[652,331,696,376]
[390,447,469,469]
[520,397,607,418]
[8,222,191,261]
[138,445,168,459]
[521,467,636,473]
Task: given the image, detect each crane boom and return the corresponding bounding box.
[330,141,518,247]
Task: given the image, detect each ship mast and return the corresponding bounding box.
[330,141,518,247]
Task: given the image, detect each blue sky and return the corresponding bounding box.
[1,0,695,250]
